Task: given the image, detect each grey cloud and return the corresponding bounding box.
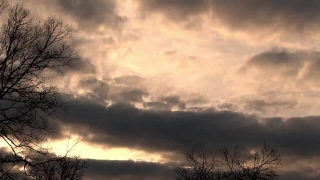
[69,58,96,74]
[119,89,148,102]
[78,77,109,100]
[140,0,320,35]
[210,0,320,35]
[280,167,320,180]
[9,0,126,32]
[239,49,320,84]
[55,97,320,159]
[243,99,297,114]
[107,87,148,103]
[220,97,298,114]
[218,102,237,111]
[46,95,320,179]
[57,0,126,31]
[75,75,149,104]
[159,95,186,110]
[281,174,320,180]
[85,160,175,180]
[143,95,187,111]
[84,157,320,180]
[143,101,173,111]
[185,96,209,105]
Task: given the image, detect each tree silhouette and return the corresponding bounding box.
[0,1,88,179]
[27,155,89,180]
[175,143,281,180]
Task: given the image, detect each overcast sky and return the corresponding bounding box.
[9,0,320,179]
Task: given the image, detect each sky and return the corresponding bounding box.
[6,0,320,179]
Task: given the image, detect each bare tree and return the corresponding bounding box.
[0,149,89,180]
[175,143,281,180]
[0,1,87,179]
[175,150,223,180]
[27,155,89,180]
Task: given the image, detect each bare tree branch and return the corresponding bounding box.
[0,1,88,179]
[175,143,281,180]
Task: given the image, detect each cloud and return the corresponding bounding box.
[118,89,148,103]
[163,50,177,56]
[218,98,298,115]
[67,75,147,104]
[143,95,186,111]
[77,77,110,100]
[159,95,186,110]
[143,101,173,111]
[8,0,127,32]
[53,96,320,160]
[85,160,174,180]
[57,0,126,31]
[239,49,320,84]
[139,0,320,36]
[210,0,320,35]
[1,146,317,180]
[84,158,320,180]
[243,99,297,114]
[114,75,145,86]
[71,58,96,74]
[139,0,209,22]
[108,87,148,104]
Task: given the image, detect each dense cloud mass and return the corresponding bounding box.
[85,160,175,180]
[210,0,320,35]
[47,95,320,180]
[53,96,320,160]
[82,158,320,180]
[140,0,320,35]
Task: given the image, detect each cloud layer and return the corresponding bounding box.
[6,0,320,179]
[140,0,320,36]
[53,96,320,160]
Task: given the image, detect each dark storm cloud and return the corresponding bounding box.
[85,158,320,180]
[139,0,320,35]
[54,96,320,159]
[85,160,175,180]
[57,0,126,31]
[239,49,320,84]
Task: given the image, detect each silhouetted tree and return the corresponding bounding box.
[28,155,89,180]
[175,143,281,180]
[0,1,88,179]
